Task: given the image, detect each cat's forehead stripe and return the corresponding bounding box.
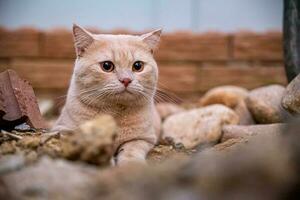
[93,34,149,51]
[111,47,134,67]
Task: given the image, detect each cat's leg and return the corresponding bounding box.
[115,140,154,165]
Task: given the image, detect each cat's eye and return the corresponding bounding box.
[132,61,144,72]
[100,61,115,72]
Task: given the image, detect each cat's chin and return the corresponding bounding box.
[114,90,136,99]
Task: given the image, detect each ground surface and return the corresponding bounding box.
[1,123,299,200]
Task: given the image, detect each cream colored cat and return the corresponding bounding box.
[53,24,162,165]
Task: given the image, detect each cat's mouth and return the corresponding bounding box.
[115,88,134,95]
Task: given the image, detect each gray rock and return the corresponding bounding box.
[2,157,100,200]
[0,154,26,175]
[14,123,34,132]
[162,104,239,149]
[282,73,300,114]
[246,85,291,123]
[221,124,285,142]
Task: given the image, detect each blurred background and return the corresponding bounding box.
[0,0,282,32]
[0,0,286,105]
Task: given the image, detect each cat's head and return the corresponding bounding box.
[71,24,161,107]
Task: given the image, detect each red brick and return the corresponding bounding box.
[156,32,230,61]
[40,29,75,58]
[197,66,287,92]
[158,64,198,93]
[233,31,283,60]
[0,28,40,57]
[7,58,74,89]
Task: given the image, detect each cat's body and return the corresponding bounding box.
[53,24,162,165]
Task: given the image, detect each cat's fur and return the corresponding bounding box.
[52,24,162,165]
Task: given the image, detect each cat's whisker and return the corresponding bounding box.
[156,90,181,104]
[155,90,180,104]
[142,84,181,104]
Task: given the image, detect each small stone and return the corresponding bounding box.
[156,103,184,120]
[246,85,291,124]
[160,136,175,145]
[162,104,239,149]
[282,74,300,114]
[221,123,285,142]
[199,85,248,108]
[14,123,35,132]
[174,143,185,150]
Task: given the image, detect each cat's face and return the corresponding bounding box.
[71,24,161,107]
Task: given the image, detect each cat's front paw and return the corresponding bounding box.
[114,140,154,166]
[114,147,147,166]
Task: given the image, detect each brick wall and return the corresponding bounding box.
[0,27,286,101]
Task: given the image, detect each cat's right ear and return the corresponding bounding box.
[72,24,94,57]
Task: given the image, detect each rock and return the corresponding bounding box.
[282,73,300,114]
[0,154,26,175]
[162,105,239,149]
[234,100,255,125]
[0,69,46,130]
[78,114,117,137]
[40,114,118,166]
[245,85,291,123]
[156,103,184,120]
[77,114,117,164]
[199,85,248,108]
[198,86,253,125]
[14,122,34,132]
[1,156,101,200]
[221,123,285,142]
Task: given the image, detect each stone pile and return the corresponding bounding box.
[158,73,300,149]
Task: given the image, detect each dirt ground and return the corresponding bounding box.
[0,119,299,200]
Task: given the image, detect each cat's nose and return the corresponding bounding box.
[119,78,132,87]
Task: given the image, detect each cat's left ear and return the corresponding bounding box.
[141,29,162,52]
[73,24,94,57]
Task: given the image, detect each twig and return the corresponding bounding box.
[40,131,60,144]
[1,130,23,140]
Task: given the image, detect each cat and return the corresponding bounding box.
[52,24,162,165]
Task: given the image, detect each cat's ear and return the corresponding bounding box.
[72,24,94,56]
[141,29,162,52]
